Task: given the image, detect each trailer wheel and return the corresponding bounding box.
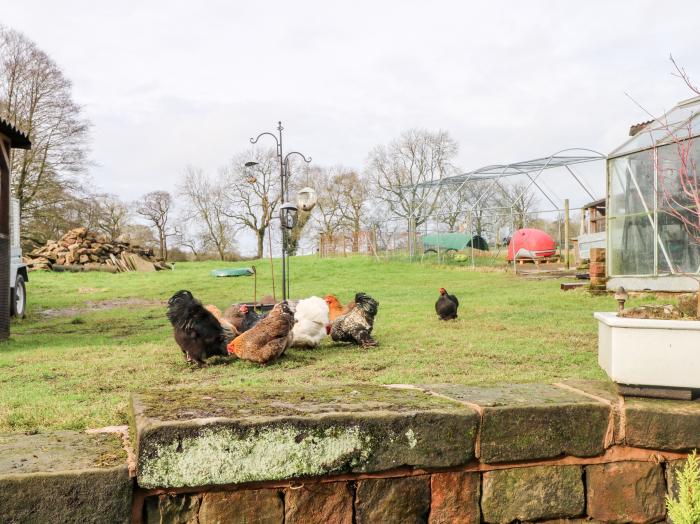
[10,274,26,318]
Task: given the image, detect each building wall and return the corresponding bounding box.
[0,137,11,339]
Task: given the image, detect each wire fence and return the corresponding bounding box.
[315,205,581,270]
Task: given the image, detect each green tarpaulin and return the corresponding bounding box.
[422,233,489,252]
[421,233,470,252]
[210,268,254,277]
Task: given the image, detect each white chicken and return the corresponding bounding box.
[291,296,330,348]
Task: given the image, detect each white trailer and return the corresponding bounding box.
[9,198,27,317]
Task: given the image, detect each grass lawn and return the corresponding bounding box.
[0,256,665,432]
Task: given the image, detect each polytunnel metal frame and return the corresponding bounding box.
[410,148,607,268]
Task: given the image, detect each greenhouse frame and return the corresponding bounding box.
[607,95,700,291]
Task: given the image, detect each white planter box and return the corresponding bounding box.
[595,312,700,389]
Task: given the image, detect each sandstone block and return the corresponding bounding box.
[586,461,665,523]
[624,397,700,451]
[665,458,688,505]
[198,489,283,524]
[422,383,609,463]
[0,431,132,524]
[429,471,480,524]
[355,476,430,524]
[481,465,584,523]
[131,385,477,489]
[285,482,353,524]
[145,493,201,524]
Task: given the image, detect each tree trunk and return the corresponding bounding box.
[256,230,265,260]
[158,231,166,259]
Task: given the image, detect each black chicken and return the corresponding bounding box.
[167,290,229,365]
[331,292,379,347]
[435,287,459,320]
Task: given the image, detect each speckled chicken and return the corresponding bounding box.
[330,292,379,348]
[324,294,355,322]
[227,302,295,364]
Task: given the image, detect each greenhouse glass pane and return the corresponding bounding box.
[609,105,700,157]
[657,211,700,274]
[608,152,654,217]
[657,138,700,214]
[609,131,656,158]
[657,105,696,129]
[608,214,655,276]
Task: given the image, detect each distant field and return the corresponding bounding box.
[0,256,665,432]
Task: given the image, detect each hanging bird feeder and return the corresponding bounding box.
[297,187,318,212]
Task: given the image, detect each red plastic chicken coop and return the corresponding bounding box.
[507,228,557,261]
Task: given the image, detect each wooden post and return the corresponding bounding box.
[564,198,570,269]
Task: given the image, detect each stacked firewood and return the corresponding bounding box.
[25,228,170,272]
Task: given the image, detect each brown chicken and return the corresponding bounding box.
[227,302,295,364]
[205,304,240,342]
[324,295,355,322]
[205,305,235,331]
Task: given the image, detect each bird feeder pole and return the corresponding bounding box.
[249,122,311,301]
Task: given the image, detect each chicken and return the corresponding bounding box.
[435,287,459,320]
[330,292,379,348]
[227,302,295,364]
[291,296,330,348]
[205,304,239,340]
[167,290,229,365]
[324,294,355,322]
[223,303,264,333]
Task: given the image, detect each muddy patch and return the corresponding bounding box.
[39,298,164,318]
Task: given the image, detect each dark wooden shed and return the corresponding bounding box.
[0,118,31,340]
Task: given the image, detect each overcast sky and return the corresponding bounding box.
[3,1,699,210]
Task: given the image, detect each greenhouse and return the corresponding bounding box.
[607,95,700,291]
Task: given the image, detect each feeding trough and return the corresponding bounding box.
[210,268,255,278]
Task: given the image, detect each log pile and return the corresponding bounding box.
[25,228,170,273]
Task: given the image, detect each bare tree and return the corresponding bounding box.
[0,26,90,230]
[135,191,173,259]
[335,169,369,251]
[95,194,131,239]
[173,219,205,259]
[305,165,344,237]
[367,129,457,233]
[180,166,236,261]
[121,223,157,250]
[496,181,538,230]
[437,183,472,232]
[222,149,279,259]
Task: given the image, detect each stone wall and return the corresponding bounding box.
[133,380,699,524]
[138,456,684,523]
[2,380,698,523]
